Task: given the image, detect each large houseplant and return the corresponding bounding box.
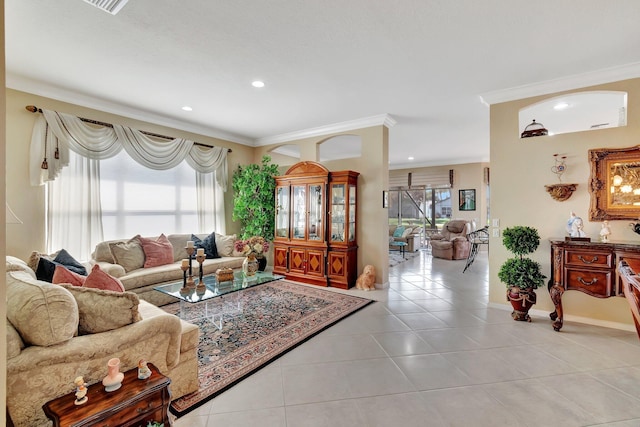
[498,226,547,322]
[232,155,279,240]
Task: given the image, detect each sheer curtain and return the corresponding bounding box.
[46,151,103,259]
[31,109,228,259]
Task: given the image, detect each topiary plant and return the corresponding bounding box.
[498,226,546,290]
[232,155,279,240]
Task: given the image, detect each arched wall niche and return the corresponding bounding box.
[519,91,627,137]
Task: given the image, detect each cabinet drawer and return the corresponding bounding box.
[94,393,163,427]
[565,268,612,297]
[564,250,612,268]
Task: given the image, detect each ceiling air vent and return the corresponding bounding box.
[82,0,130,15]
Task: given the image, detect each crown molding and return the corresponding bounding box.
[479,62,640,106]
[256,114,397,146]
[7,74,255,146]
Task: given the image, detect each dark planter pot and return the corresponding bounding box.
[507,287,537,322]
[257,256,267,272]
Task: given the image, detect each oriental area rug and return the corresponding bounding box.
[163,280,372,417]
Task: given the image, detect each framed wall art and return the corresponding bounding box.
[459,189,476,211]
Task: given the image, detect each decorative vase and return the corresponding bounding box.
[507,287,537,322]
[257,255,267,272]
[102,357,124,392]
[242,254,259,276]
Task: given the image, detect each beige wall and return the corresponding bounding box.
[2,0,8,422]
[490,78,640,329]
[5,89,253,260]
[255,127,390,285]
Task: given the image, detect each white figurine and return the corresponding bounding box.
[74,376,88,405]
[600,221,611,242]
[567,212,587,237]
[137,359,152,380]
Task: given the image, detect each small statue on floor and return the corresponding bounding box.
[356,265,376,291]
[74,376,88,405]
[137,359,152,380]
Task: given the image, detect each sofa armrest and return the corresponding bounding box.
[430,233,445,241]
[91,260,126,278]
[7,304,183,376]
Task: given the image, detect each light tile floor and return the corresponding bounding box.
[173,249,640,427]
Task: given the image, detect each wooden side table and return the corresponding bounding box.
[43,363,171,427]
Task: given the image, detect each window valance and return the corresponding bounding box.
[30,109,228,190]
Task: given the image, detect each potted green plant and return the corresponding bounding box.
[498,225,547,322]
[232,155,279,241]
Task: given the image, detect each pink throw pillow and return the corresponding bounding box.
[83,264,125,292]
[139,234,174,268]
[52,265,86,287]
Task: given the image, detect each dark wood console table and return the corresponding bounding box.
[43,362,171,427]
[549,239,640,331]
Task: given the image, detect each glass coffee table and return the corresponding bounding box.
[154,270,283,329]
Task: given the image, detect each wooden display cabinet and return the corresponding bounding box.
[273,161,359,289]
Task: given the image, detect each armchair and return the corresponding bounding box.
[430,220,472,260]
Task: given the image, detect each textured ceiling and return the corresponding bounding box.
[6,0,640,169]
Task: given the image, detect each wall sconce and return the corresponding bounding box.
[545,154,578,201]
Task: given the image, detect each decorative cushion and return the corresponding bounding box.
[215,233,236,257]
[138,234,174,268]
[35,249,87,282]
[59,285,141,335]
[192,232,220,259]
[6,270,79,346]
[393,226,405,238]
[53,249,87,275]
[27,250,58,272]
[83,264,125,292]
[6,320,25,359]
[109,235,145,272]
[52,265,86,287]
[401,227,414,238]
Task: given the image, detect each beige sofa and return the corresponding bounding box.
[388,225,423,252]
[5,256,199,427]
[90,233,244,306]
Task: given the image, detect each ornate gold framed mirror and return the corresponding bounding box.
[589,145,640,220]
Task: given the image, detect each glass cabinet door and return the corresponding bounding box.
[275,186,289,239]
[308,185,323,241]
[348,184,356,242]
[292,185,306,239]
[330,183,346,242]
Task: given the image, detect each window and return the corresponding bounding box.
[100,151,200,240]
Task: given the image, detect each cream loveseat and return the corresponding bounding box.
[5,256,199,427]
[388,225,423,252]
[90,232,244,306]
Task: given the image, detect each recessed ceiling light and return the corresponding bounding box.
[408,156,414,160]
[252,80,265,88]
[554,102,569,110]
[181,106,193,111]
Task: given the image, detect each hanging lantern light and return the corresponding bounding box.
[521,119,549,138]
